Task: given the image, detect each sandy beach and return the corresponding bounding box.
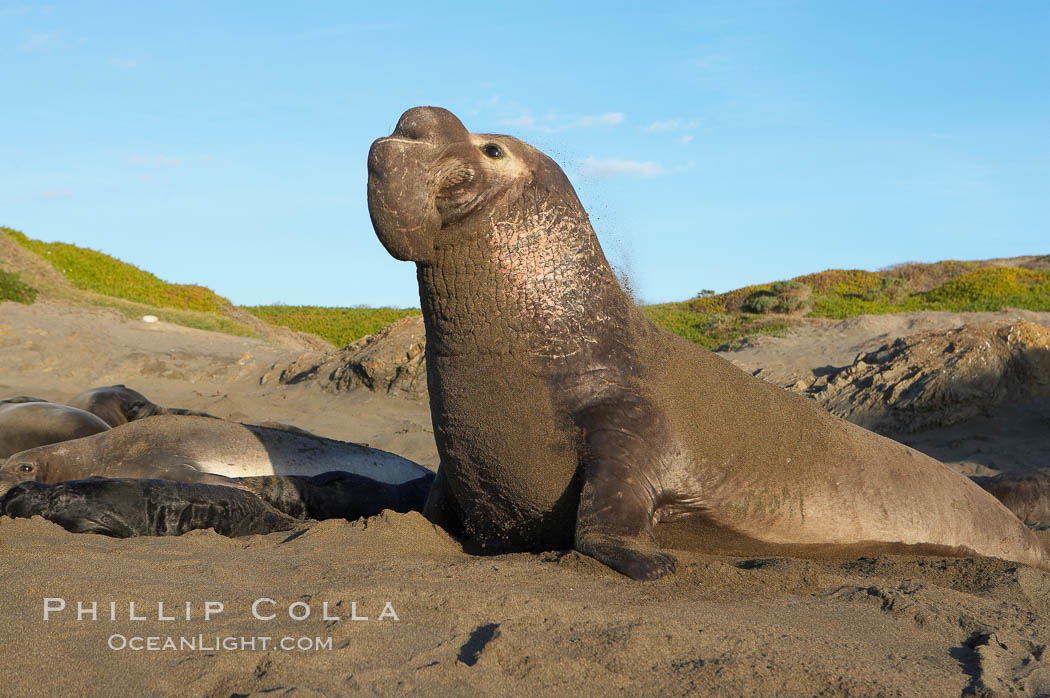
[2,300,1049,696]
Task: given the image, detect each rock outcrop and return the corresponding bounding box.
[799,320,1050,433]
[260,316,427,399]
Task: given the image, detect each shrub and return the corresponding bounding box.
[921,267,1050,311]
[795,269,882,296]
[744,293,778,314]
[861,276,908,304]
[0,269,37,304]
[743,280,812,314]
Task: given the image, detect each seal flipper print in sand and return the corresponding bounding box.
[367,106,1050,580]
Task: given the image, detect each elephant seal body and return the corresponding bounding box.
[66,384,216,427]
[0,478,297,537]
[0,414,431,495]
[975,470,1050,526]
[0,470,435,538]
[367,106,1050,579]
[0,401,111,458]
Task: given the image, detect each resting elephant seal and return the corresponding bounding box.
[0,415,431,495]
[975,470,1050,526]
[1,478,297,537]
[0,401,111,458]
[0,470,434,537]
[367,106,1050,580]
[66,384,216,427]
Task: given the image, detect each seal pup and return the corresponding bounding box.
[1,478,296,537]
[66,384,217,427]
[0,401,111,458]
[0,470,434,537]
[0,414,431,495]
[367,106,1050,579]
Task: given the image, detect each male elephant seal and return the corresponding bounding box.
[0,414,430,495]
[366,106,1050,580]
[0,401,111,458]
[66,384,216,427]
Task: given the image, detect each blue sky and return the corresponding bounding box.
[2,1,1047,308]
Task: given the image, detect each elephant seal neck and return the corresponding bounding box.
[417,201,634,361]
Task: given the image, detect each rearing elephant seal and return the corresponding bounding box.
[366,106,1050,580]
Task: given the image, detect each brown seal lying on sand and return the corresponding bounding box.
[366,106,1050,580]
[66,384,217,427]
[975,470,1050,526]
[0,400,111,458]
[0,414,431,495]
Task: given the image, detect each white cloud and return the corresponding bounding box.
[127,154,183,167]
[581,157,663,178]
[500,111,624,133]
[33,189,72,200]
[573,112,624,128]
[645,119,680,132]
[500,113,537,128]
[111,57,138,69]
[680,134,694,144]
[17,31,60,53]
[645,118,700,132]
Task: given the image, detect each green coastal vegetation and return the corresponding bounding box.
[645,259,1050,348]
[0,226,418,345]
[2,226,257,336]
[0,268,38,304]
[3,226,1047,350]
[244,305,421,348]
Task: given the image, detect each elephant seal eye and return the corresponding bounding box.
[482,143,503,159]
[18,463,33,472]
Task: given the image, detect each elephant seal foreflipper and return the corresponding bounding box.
[66,384,217,427]
[366,106,1050,580]
[0,478,297,537]
[0,401,111,458]
[0,414,431,495]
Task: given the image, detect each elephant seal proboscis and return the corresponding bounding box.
[66,384,217,427]
[0,470,435,538]
[366,106,1050,580]
[0,414,431,495]
[0,401,111,458]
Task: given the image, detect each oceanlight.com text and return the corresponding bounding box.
[107,634,334,651]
